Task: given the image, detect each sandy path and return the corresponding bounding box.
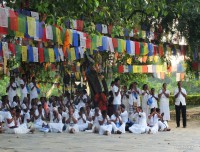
[0,120,200,152]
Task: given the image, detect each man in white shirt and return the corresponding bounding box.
[29,77,39,102]
[112,78,121,112]
[20,74,28,104]
[6,77,17,105]
[174,81,187,128]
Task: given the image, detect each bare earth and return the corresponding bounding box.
[1,108,200,152]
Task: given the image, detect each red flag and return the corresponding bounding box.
[38,48,45,63]
[135,41,140,56]
[9,10,18,31]
[86,34,91,49]
[77,20,84,31]
[112,38,118,49]
[118,65,124,73]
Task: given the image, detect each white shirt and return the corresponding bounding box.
[111,114,122,124]
[174,88,187,105]
[149,94,158,109]
[20,79,28,95]
[148,114,159,126]
[29,82,38,99]
[159,90,170,99]
[77,114,87,124]
[50,113,62,123]
[98,115,110,125]
[120,110,128,123]
[138,112,147,126]
[65,113,78,125]
[34,109,45,123]
[7,82,17,101]
[5,112,15,128]
[23,112,30,124]
[112,85,121,105]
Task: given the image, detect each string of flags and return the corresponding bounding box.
[0,6,187,81]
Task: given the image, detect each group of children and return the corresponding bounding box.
[0,76,171,135]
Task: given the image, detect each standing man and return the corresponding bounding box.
[6,76,17,106]
[112,78,121,112]
[174,81,187,128]
[29,77,39,102]
[20,74,28,104]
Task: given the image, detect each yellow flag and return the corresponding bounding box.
[70,48,76,61]
[121,40,126,53]
[96,35,102,47]
[133,65,138,73]
[68,29,73,44]
[156,65,162,72]
[142,30,146,39]
[27,17,36,37]
[56,27,63,45]
[48,48,55,62]
[21,46,27,62]
[15,31,24,38]
[143,43,148,55]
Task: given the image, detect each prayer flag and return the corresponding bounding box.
[28,46,34,62]
[118,65,124,73]
[77,20,84,31]
[21,46,27,62]
[44,48,49,62]
[54,48,60,62]
[135,41,140,56]
[117,39,122,53]
[58,48,64,61]
[142,65,148,73]
[15,45,21,62]
[38,48,44,63]
[128,65,133,73]
[49,48,55,62]
[46,25,53,40]
[27,16,36,37]
[33,47,38,62]
[9,10,18,31]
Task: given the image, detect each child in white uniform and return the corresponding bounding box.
[77,107,89,131]
[92,107,101,133]
[98,110,112,135]
[65,107,79,133]
[111,110,125,134]
[129,107,147,134]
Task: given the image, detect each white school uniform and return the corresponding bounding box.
[159,89,170,121]
[20,79,28,103]
[122,91,129,112]
[158,120,169,131]
[129,112,147,134]
[65,113,79,133]
[29,82,38,101]
[34,109,47,129]
[98,115,112,135]
[147,114,159,134]
[92,114,101,132]
[112,85,121,105]
[149,94,158,109]
[7,82,17,105]
[4,112,30,134]
[48,113,64,133]
[77,114,88,131]
[111,114,125,133]
[120,110,128,124]
[141,90,150,117]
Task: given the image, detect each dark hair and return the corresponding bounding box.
[162,83,166,87]
[38,104,42,109]
[156,108,160,113]
[142,84,147,90]
[150,108,154,114]
[16,108,21,113]
[80,107,85,112]
[121,104,125,109]
[101,110,107,116]
[151,88,155,91]
[111,81,115,86]
[114,78,120,83]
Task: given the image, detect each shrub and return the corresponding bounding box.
[169,95,200,105]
